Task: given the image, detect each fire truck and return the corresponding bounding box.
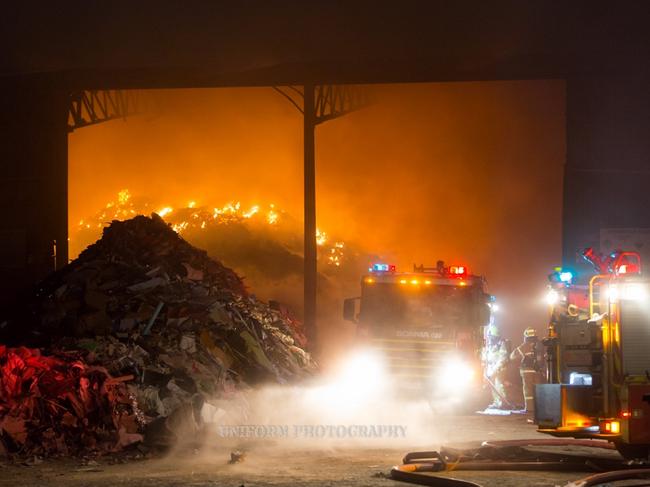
[536,248,650,458]
[342,261,492,402]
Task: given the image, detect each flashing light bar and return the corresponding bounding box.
[369,263,396,272]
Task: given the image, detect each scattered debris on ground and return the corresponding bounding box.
[0,345,142,457]
[0,214,315,458]
[228,450,246,464]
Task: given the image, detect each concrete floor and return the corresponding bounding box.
[0,414,624,487]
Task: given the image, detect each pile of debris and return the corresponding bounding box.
[1,214,315,457]
[0,345,142,457]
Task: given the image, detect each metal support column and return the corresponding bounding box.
[272,83,369,353]
[303,83,318,349]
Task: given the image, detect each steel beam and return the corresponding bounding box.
[314,84,368,124]
[67,90,144,132]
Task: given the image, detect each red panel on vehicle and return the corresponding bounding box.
[628,385,650,444]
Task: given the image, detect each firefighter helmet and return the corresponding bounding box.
[524,327,537,338]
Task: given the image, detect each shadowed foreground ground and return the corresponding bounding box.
[0,414,622,487]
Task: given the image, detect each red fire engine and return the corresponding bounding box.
[536,249,650,459]
[343,261,492,403]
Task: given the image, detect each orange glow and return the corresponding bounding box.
[242,205,259,218]
[71,190,348,268]
[364,277,375,284]
[399,279,407,284]
[566,411,593,429]
[410,279,419,285]
[157,206,173,217]
[316,228,328,246]
[267,204,279,224]
[602,420,621,434]
[458,281,467,287]
[424,280,432,285]
[622,411,631,418]
[117,189,131,205]
[68,84,565,340]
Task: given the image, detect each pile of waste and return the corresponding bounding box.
[0,345,142,457]
[0,214,315,457]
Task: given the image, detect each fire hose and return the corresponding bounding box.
[390,439,650,487]
[483,375,517,411]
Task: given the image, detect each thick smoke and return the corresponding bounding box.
[69,81,565,348]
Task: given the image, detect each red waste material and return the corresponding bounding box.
[0,345,142,458]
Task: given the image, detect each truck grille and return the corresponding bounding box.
[370,338,456,381]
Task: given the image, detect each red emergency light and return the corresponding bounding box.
[616,263,640,275]
[449,265,467,276]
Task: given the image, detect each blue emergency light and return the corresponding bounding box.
[551,267,574,285]
[559,271,573,283]
[369,263,396,272]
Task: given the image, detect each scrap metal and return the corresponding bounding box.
[0,214,315,457]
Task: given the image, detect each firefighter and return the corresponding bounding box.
[510,327,544,413]
[484,324,510,409]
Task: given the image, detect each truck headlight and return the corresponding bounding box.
[334,349,386,393]
[545,289,559,306]
[305,350,386,413]
[438,358,475,392]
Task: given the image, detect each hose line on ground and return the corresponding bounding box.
[390,464,482,487]
[390,438,646,487]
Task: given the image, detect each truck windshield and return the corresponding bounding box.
[360,283,474,331]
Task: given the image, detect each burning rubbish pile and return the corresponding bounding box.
[71,190,371,320]
[72,190,350,276]
[0,214,315,457]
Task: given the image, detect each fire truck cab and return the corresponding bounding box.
[343,262,492,403]
[536,249,650,459]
